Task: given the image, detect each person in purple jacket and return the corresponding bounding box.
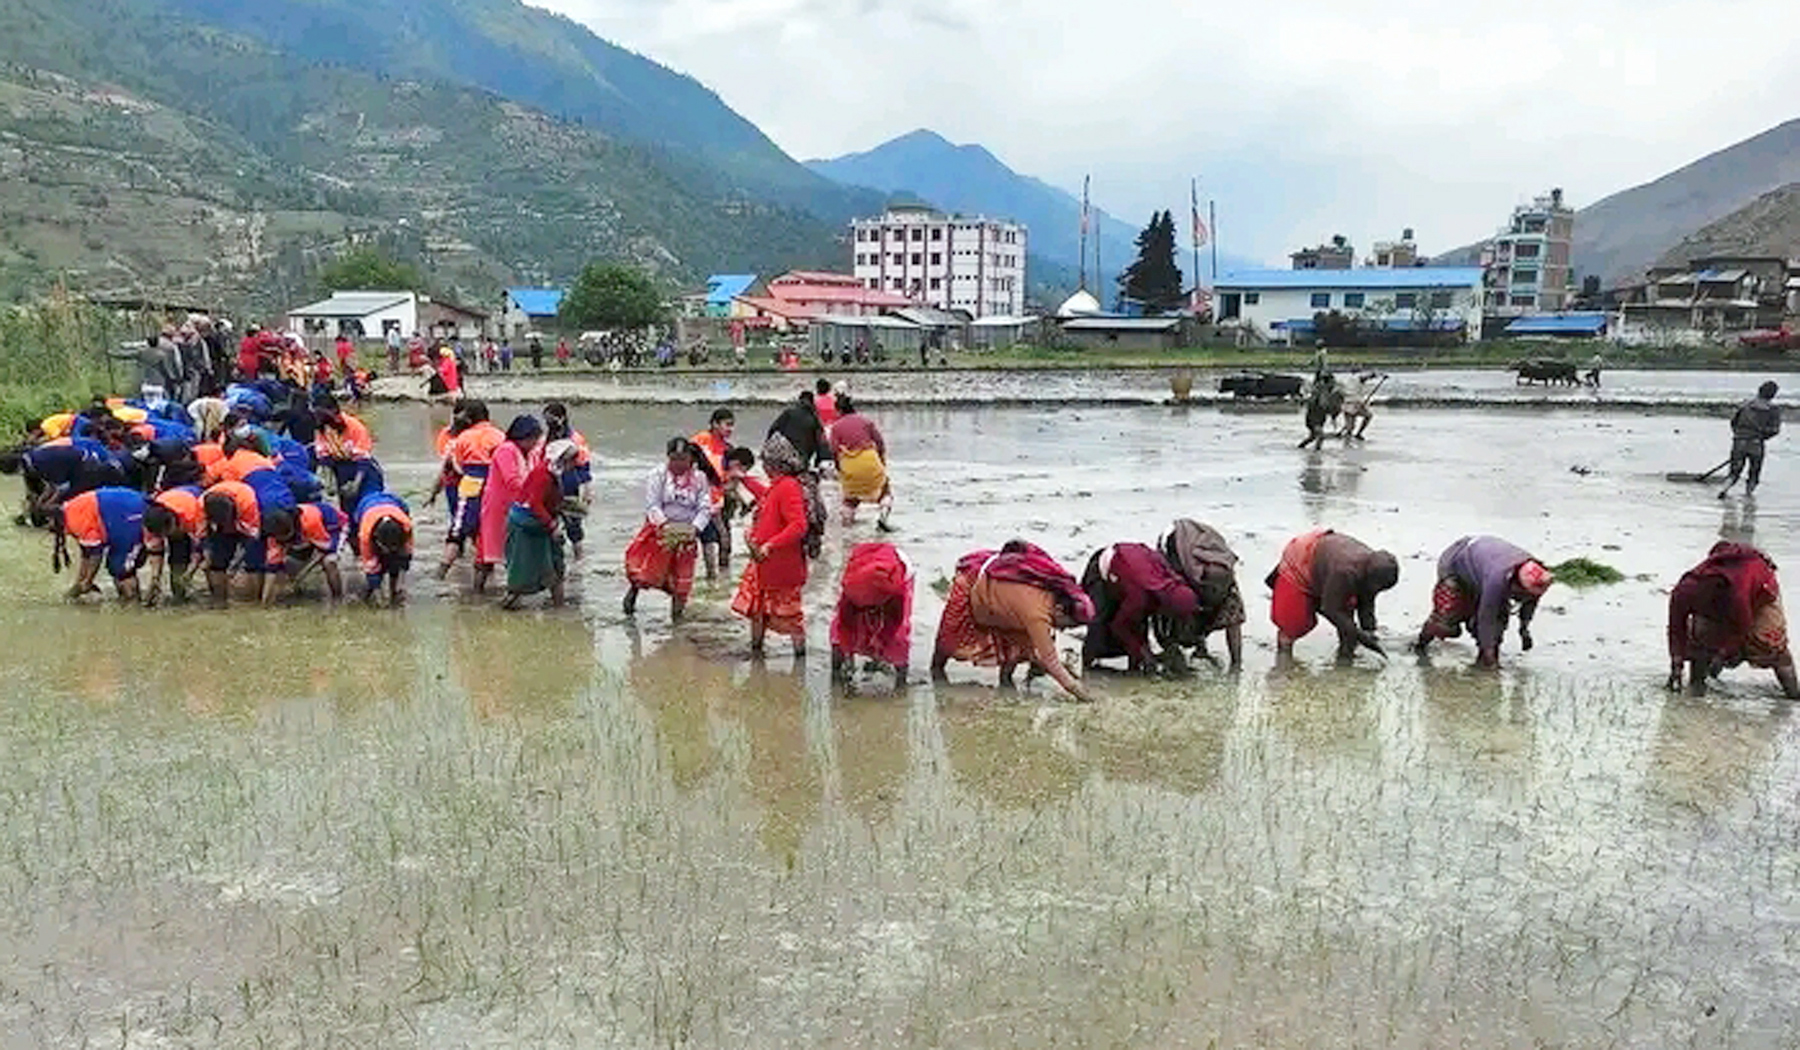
[1414,535,1555,667]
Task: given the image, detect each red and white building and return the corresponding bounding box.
[733,271,916,331]
[851,204,1026,318]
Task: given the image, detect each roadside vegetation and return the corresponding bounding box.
[0,291,126,437]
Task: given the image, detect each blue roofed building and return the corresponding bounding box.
[501,287,567,338]
[1504,312,1609,338]
[704,274,759,318]
[1215,267,1486,344]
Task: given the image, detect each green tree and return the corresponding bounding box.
[559,262,666,329]
[317,248,424,293]
[1118,211,1184,313]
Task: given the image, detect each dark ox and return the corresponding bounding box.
[1514,359,1580,386]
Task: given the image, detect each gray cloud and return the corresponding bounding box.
[535,0,1800,266]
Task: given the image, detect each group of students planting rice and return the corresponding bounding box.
[2,368,1795,703]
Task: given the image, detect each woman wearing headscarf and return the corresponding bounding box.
[1414,535,1555,668]
[1155,519,1247,672]
[931,540,1094,701]
[829,396,893,531]
[1268,528,1398,664]
[1667,542,1800,699]
[830,541,914,691]
[501,439,576,609]
[624,437,712,622]
[1080,541,1199,675]
[731,434,812,656]
[476,415,541,594]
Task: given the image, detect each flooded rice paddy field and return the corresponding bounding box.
[403,366,1799,410]
[3,401,1800,1047]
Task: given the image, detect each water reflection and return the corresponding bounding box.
[941,700,1083,809]
[628,628,737,790]
[1298,448,1364,521]
[452,608,593,720]
[719,663,822,866]
[832,696,910,827]
[1263,662,1383,762]
[1418,667,1536,785]
[1644,696,1787,816]
[1720,499,1757,544]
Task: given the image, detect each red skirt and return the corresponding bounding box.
[625,522,698,599]
[731,560,805,637]
[1422,577,1476,640]
[1270,573,1318,640]
[933,571,1033,668]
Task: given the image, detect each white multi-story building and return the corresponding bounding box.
[850,204,1026,318]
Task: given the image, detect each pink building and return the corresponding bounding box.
[736,271,916,329]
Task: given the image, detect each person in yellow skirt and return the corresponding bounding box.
[827,396,893,532]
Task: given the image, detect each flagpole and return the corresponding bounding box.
[1078,175,1090,292]
[1190,179,1202,310]
[1209,200,1218,285]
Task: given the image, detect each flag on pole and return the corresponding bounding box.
[1190,183,1208,248]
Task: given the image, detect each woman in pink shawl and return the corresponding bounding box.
[474,415,542,593]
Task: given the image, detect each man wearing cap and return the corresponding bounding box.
[1413,535,1555,668]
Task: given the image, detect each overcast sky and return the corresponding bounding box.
[535,0,1800,267]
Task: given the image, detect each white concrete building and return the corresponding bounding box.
[286,291,420,340]
[1214,268,1486,343]
[851,204,1025,317]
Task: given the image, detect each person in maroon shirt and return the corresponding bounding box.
[1667,541,1799,698]
[1081,542,1199,674]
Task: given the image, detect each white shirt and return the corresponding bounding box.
[645,467,712,530]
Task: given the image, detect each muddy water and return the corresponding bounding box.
[2,401,1798,1047]
[391,366,1797,410]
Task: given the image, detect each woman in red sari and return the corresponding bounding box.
[931,540,1094,701]
[475,415,540,594]
[830,541,913,691]
[1668,541,1800,698]
[732,434,811,656]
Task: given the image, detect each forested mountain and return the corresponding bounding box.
[0,0,854,312]
[152,0,885,221]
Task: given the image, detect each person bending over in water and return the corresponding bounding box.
[54,486,147,602]
[1268,528,1398,664]
[1080,541,1198,675]
[931,540,1094,702]
[351,489,414,606]
[1667,541,1800,700]
[1413,535,1554,668]
[830,541,914,691]
[141,485,205,605]
[1153,519,1246,673]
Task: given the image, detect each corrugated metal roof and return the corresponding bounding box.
[970,315,1037,327]
[889,306,966,327]
[814,314,920,329]
[1696,269,1746,282]
[1217,267,1484,290]
[1060,317,1181,331]
[506,288,566,317]
[705,274,758,305]
[1505,312,1608,335]
[288,291,413,317]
